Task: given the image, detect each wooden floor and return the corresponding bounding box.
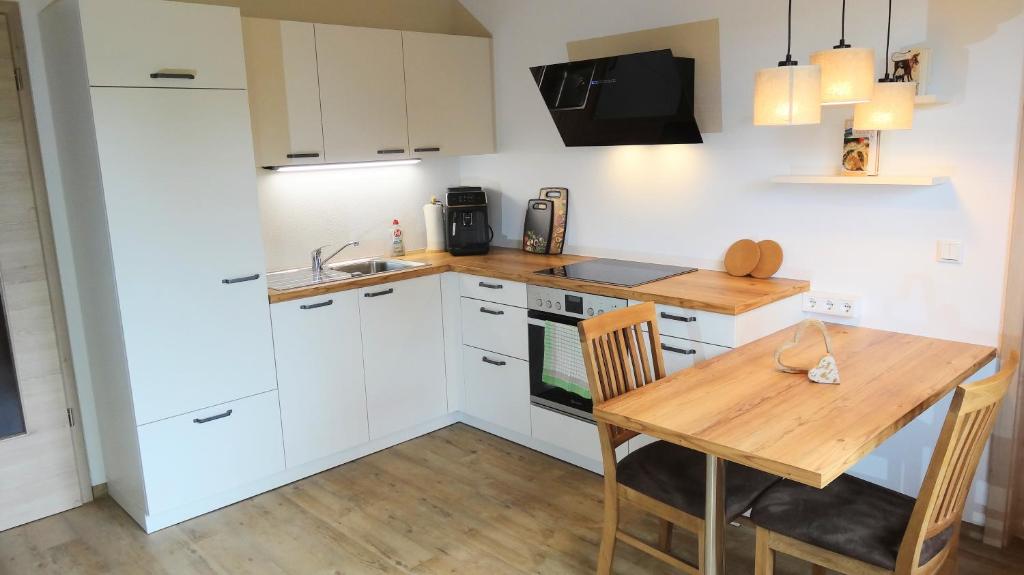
[2,424,1023,574]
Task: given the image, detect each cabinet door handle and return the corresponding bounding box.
[364,288,394,298]
[414,147,441,153]
[661,344,697,356]
[300,299,333,310]
[482,356,507,366]
[193,409,233,424]
[377,148,405,155]
[222,273,260,285]
[479,307,505,316]
[150,71,196,80]
[287,152,320,159]
[661,312,697,323]
[478,281,503,290]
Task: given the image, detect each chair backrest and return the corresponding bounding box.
[896,352,1018,573]
[578,302,667,456]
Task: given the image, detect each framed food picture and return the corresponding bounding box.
[842,119,880,176]
[891,46,932,95]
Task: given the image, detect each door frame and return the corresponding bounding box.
[0,0,92,505]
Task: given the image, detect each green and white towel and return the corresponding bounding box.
[541,320,592,399]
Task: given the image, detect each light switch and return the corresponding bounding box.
[937,240,963,264]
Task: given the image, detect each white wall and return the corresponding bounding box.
[257,159,460,271]
[457,0,1024,524]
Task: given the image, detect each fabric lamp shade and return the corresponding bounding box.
[853,81,916,130]
[810,47,875,105]
[753,64,822,125]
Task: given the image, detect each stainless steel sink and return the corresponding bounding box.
[266,258,427,290]
[325,258,423,276]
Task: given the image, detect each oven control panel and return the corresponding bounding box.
[527,285,627,319]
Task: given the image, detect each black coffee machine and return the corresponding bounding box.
[445,187,492,256]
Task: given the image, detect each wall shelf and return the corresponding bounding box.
[771,175,950,186]
[915,95,944,106]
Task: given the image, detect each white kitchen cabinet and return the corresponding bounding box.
[402,31,495,157]
[359,276,447,439]
[463,347,530,436]
[242,19,325,167]
[659,334,730,375]
[459,274,526,307]
[271,293,369,468]
[137,391,285,515]
[316,24,410,162]
[460,298,528,361]
[77,0,246,89]
[90,87,277,425]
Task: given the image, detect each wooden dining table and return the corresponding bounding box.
[592,323,996,575]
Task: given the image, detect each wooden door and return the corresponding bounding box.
[359,276,446,440]
[271,292,369,468]
[242,18,325,168]
[315,24,410,163]
[402,31,495,157]
[89,87,278,425]
[0,6,87,532]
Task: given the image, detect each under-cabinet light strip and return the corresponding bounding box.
[269,159,422,172]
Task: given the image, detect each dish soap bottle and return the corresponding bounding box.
[390,218,406,257]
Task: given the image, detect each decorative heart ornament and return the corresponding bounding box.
[774,319,841,385]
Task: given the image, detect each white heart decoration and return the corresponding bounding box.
[808,354,841,385]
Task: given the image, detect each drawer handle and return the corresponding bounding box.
[661,312,697,323]
[482,356,507,366]
[364,288,394,298]
[661,344,697,356]
[222,273,260,285]
[414,147,441,153]
[478,281,503,290]
[193,409,233,424]
[300,299,333,310]
[480,307,505,316]
[287,152,321,159]
[377,148,406,155]
[150,71,196,80]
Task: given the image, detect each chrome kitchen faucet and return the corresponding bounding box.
[311,241,360,272]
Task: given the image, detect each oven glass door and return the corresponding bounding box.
[528,309,594,422]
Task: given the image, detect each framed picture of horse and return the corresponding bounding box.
[891,46,932,95]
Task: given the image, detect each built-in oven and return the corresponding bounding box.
[527,285,627,422]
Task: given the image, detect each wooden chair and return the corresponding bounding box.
[751,353,1019,575]
[579,302,780,575]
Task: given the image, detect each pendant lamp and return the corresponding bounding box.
[810,0,875,105]
[853,0,915,130]
[753,0,821,125]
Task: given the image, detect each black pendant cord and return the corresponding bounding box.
[835,0,851,48]
[881,0,894,80]
[779,0,797,66]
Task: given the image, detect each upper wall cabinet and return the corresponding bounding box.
[242,19,325,167]
[242,19,495,167]
[316,25,412,163]
[402,32,495,157]
[79,0,246,89]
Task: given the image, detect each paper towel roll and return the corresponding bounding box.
[423,198,445,252]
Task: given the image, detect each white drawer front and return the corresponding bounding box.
[633,301,736,348]
[138,391,285,514]
[79,0,247,89]
[463,347,530,436]
[459,274,527,307]
[531,405,603,462]
[658,334,731,375]
[460,298,528,360]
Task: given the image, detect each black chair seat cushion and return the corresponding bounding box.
[750,475,954,570]
[616,440,780,522]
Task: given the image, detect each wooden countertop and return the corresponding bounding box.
[594,323,997,488]
[267,247,810,315]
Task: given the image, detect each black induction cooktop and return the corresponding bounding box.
[534,258,697,287]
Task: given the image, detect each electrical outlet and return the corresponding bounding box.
[936,240,964,264]
[802,291,862,318]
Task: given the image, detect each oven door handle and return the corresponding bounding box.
[527,310,581,327]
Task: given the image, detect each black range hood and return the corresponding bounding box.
[529,49,702,147]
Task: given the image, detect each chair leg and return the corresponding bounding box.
[597,482,619,575]
[658,519,674,553]
[697,522,706,574]
[755,527,775,575]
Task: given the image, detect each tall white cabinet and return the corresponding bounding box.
[41,0,282,531]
